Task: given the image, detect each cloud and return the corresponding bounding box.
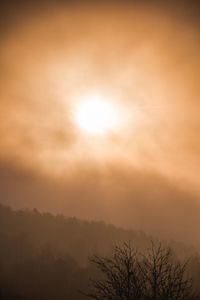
[0,0,200,246]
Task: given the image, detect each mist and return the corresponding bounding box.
[0,0,200,245]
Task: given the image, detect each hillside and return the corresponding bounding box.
[0,204,200,300]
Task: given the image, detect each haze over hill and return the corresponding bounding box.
[0,204,200,300]
[1,1,200,299]
[0,160,200,247]
[0,204,198,266]
[0,0,200,262]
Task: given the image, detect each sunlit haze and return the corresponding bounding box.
[75,95,120,134]
[0,0,200,249]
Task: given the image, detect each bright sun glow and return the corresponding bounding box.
[75,96,119,134]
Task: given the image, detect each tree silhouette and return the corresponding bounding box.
[139,242,195,300]
[85,242,197,300]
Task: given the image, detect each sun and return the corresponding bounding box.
[75,95,119,134]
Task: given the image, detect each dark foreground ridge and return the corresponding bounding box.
[0,204,200,300]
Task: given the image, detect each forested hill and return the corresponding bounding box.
[0,203,200,300]
[0,203,197,266]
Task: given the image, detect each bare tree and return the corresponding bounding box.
[86,242,142,300]
[139,241,196,300]
[85,241,197,300]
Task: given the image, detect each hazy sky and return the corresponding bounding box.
[0,0,200,246]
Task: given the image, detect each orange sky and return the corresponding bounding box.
[0,1,200,246]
